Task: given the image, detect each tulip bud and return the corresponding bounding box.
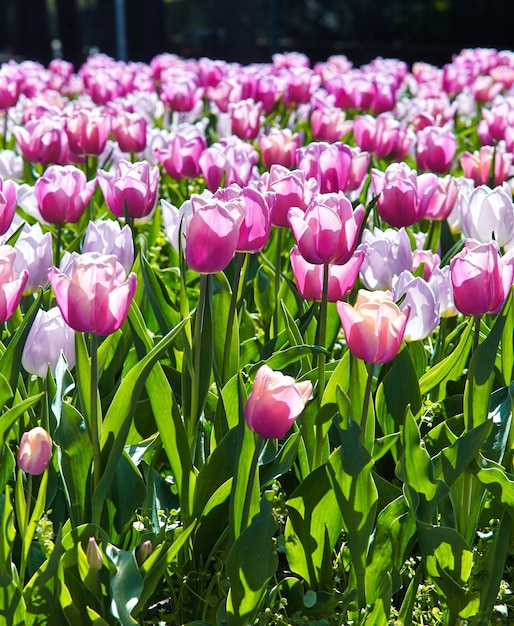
[17,427,52,475]
[135,540,153,566]
[86,537,103,571]
[245,365,312,439]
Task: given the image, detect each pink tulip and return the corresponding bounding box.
[422,175,459,221]
[213,185,271,254]
[337,289,410,364]
[0,245,29,323]
[288,192,364,265]
[259,128,301,170]
[296,142,353,194]
[22,307,76,377]
[372,162,438,228]
[229,98,262,141]
[310,107,353,143]
[353,113,403,159]
[111,111,147,153]
[346,147,371,192]
[0,177,17,235]
[155,125,207,180]
[290,245,364,302]
[460,145,513,187]
[48,252,137,335]
[245,364,312,439]
[0,63,23,109]
[450,239,513,316]
[97,160,159,219]
[199,137,259,191]
[161,194,243,273]
[13,117,68,165]
[160,70,203,112]
[415,125,457,174]
[258,165,318,228]
[65,107,111,156]
[17,427,52,475]
[35,165,97,223]
[283,66,321,105]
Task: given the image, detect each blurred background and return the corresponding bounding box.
[2,0,514,69]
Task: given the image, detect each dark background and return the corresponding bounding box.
[2,0,514,70]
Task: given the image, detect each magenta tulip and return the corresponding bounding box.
[34,165,97,223]
[18,427,52,475]
[296,141,353,194]
[415,125,457,174]
[290,245,365,302]
[111,111,147,153]
[0,245,29,323]
[288,192,364,265]
[0,177,17,235]
[337,289,410,364]
[48,252,137,335]
[245,364,312,439]
[155,125,207,180]
[450,239,513,316]
[97,160,159,219]
[65,107,111,156]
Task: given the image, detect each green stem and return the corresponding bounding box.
[360,362,376,449]
[273,228,283,338]
[54,222,63,267]
[189,273,209,446]
[89,333,101,491]
[240,435,264,533]
[222,252,245,383]
[313,263,330,468]
[19,474,32,584]
[3,108,8,150]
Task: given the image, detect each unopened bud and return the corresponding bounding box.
[135,540,152,566]
[86,537,103,571]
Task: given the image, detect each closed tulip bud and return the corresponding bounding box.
[337,289,410,364]
[415,125,457,174]
[34,165,97,224]
[450,239,513,316]
[296,141,353,194]
[97,160,159,219]
[17,427,52,475]
[86,537,103,571]
[245,365,312,439]
[22,307,76,377]
[111,111,147,153]
[48,252,137,335]
[65,108,111,156]
[135,540,153,566]
[259,128,301,170]
[13,223,53,294]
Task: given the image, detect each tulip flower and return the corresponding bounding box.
[97,159,159,219]
[296,141,353,194]
[415,125,457,174]
[229,98,262,141]
[0,176,17,235]
[392,270,440,342]
[155,125,207,180]
[310,106,353,143]
[22,307,76,377]
[450,239,513,316]
[13,117,68,165]
[245,364,312,439]
[259,128,301,170]
[83,219,134,274]
[65,107,111,156]
[290,245,365,302]
[34,164,97,223]
[86,537,103,571]
[199,137,259,191]
[353,113,403,159]
[0,245,29,323]
[288,192,364,265]
[111,111,147,153]
[460,145,513,187]
[48,252,137,335]
[359,227,413,290]
[460,183,514,248]
[259,165,318,228]
[337,289,410,364]
[17,427,52,475]
[162,193,244,273]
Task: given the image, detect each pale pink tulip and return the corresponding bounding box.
[17,427,52,475]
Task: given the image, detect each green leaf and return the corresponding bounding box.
[254,264,275,328]
[212,271,239,383]
[226,491,278,626]
[419,318,473,397]
[376,347,422,438]
[472,453,514,517]
[0,393,44,447]
[327,417,378,608]
[0,486,16,579]
[285,464,342,590]
[464,312,506,430]
[106,545,143,626]
[501,289,514,385]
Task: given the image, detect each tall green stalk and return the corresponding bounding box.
[360,361,376,450]
[313,262,329,468]
[89,333,101,490]
[222,252,246,384]
[189,273,209,446]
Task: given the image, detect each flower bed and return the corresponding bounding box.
[0,46,513,625]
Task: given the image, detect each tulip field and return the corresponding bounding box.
[1,46,514,625]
